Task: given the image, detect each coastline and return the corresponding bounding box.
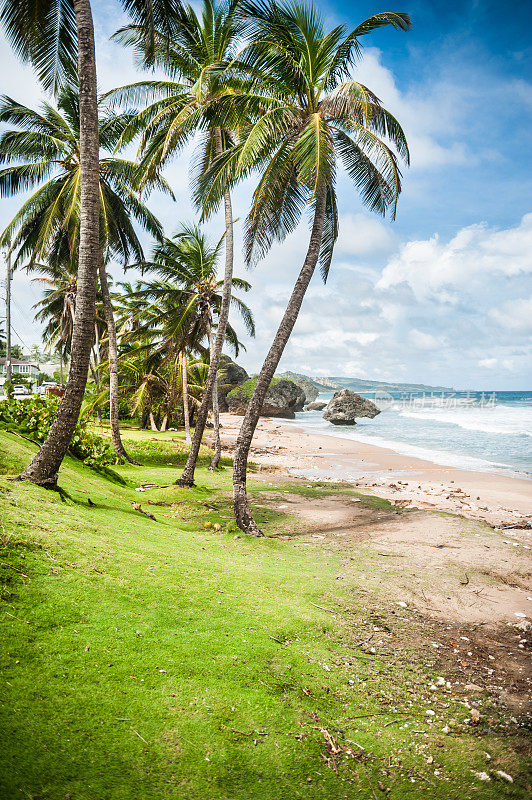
[217,412,532,532]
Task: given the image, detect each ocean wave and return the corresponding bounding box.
[396,405,532,436]
[303,425,527,477]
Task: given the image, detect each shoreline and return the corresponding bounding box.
[218,412,532,532]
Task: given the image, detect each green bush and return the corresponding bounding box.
[0,395,120,471]
[227,375,284,401]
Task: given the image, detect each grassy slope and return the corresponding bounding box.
[0,430,528,799]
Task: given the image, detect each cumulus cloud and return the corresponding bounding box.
[377,214,532,299]
[353,48,473,170]
[489,296,532,333]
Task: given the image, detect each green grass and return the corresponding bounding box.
[0,430,529,799]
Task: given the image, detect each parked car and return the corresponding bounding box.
[13,385,29,395]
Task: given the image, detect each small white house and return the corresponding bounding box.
[0,358,40,391]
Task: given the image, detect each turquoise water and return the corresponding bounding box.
[286,390,532,478]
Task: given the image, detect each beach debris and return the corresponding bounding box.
[495,771,513,783]
[310,602,337,614]
[132,502,156,521]
[319,727,343,772]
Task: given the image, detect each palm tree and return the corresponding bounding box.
[0,85,171,463]
[31,256,108,420]
[31,261,79,370]
[139,223,254,464]
[106,0,248,481]
[117,340,209,431]
[199,1,410,534]
[0,0,180,487]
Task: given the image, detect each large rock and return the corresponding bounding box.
[293,379,319,405]
[305,400,326,411]
[227,378,305,419]
[217,355,249,411]
[323,389,380,425]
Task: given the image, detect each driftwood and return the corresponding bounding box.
[132,502,156,521]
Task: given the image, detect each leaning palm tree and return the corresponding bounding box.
[199,1,410,533]
[32,257,108,420]
[0,85,171,463]
[134,222,255,463]
[106,0,247,479]
[0,0,181,487]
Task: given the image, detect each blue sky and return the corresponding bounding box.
[1,0,531,389]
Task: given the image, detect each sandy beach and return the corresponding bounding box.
[217,412,532,532]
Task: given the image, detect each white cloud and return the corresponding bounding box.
[377,214,532,299]
[336,213,397,257]
[408,330,439,350]
[489,296,532,333]
[354,48,472,170]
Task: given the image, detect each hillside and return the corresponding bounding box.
[279,371,453,394]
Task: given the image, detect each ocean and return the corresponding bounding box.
[285,390,532,479]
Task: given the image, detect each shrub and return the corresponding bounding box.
[0,396,120,471]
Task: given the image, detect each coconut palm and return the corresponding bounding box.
[106,0,248,480]
[133,222,255,462]
[0,0,181,487]
[31,257,108,419]
[0,85,172,462]
[198,1,410,534]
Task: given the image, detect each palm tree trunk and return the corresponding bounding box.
[89,356,103,425]
[18,0,99,488]
[59,351,64,386]
[98,261,140,464]
[149,410,159,432]
[176,128,233,486]
[91,329,103,426]
[233,183,328,535]
[181,349,191,444]
[207,317,221,471]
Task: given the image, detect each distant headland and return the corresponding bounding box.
[278,371,454,394]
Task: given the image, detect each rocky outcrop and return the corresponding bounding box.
[227,378,305,419]
[217,356,249,411]
[292,378,319,405]
[323,389,380,425]
[305,400,326,411]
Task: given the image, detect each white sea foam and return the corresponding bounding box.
[397,405,532,437]
[295,423,522,476]
[286,393,532,478]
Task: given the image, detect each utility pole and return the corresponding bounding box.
[5,250,12,383]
